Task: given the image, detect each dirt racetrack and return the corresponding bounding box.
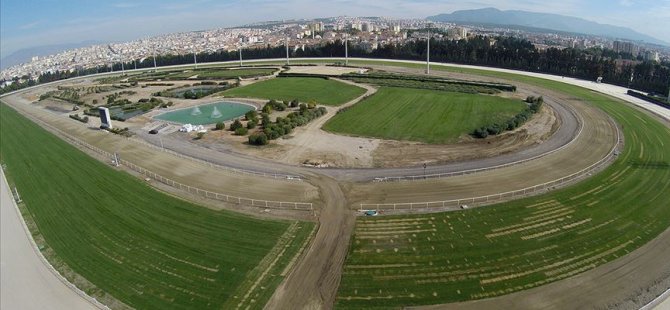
[2,58,668,310]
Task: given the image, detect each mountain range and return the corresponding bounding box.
[428,8,667,46]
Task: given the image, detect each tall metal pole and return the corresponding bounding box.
[239,46,243,67]
[426,30,431,74]
[345,36,349,66]
[286,37,290,65]
[152,46,157,72]
[193,46,198,69]
[121,56,125,75]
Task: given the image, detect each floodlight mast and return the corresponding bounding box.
[285,37,290,65]
[193,46,198,69]
[151,42,157,72]
[426,29,431,74]
[344,35,349,66]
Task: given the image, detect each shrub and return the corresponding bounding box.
[290,99,299,108]
[299,103,308,113]
[229,119,243,131]
[235,127,248,136]
[262,104,272,114]
[248,132,269,145]
[245,110,258,121]
[195,132,205,140]
[247,120,257,129]
[215,122,225,130]
[308,100,317,109]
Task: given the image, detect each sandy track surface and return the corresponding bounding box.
[265,175,355,310]
[1,97,319,204]
[1,169,95,310]
[3,58,669,310]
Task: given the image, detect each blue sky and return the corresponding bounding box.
[1,0,669,57]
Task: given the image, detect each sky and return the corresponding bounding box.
[1,0,669,58]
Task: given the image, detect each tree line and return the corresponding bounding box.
[3,35,668,96]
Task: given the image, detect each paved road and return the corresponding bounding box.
[0,169,94,310]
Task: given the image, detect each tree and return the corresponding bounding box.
[247,120,257,129]
[308,100,317,109]
[245,110,258,121]
[235,127,248,136]
[229,119,243,131]
[299,103,308,113]
[290,99,299,108]
[248,132,268,145]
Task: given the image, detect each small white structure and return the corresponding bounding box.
[179,124,205,133]
[98,107,112,129]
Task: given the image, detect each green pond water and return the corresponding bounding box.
[155,101,254,125]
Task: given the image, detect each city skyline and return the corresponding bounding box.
[1,0,669,58]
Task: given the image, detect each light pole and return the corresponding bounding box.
[239,46,243,67]
[344,35,349,66]
[192,46,198,70]
[285,37,290,65]
[426,29,431,74]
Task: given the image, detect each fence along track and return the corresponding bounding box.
[17,110,313,211]
[371,101,584,182]
[361,115,621,211]
[131,134,305,181]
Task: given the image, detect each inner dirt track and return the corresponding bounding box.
[2,57,668,310]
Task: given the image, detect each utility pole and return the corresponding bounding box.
[193,46,198,70]
[426,30,431,74]
[239,46,243,67]
[345,36,349,66]
[152,43,158,72]
[285,37,290,65]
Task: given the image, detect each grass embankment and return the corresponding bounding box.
[336,64,670,309]
[0,102,314,310]
[324,87,526,144]
[223,77,367,106]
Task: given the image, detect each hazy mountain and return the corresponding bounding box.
[428,8,667,46]
[1,40,102,70]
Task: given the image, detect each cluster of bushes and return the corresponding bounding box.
[143,82,175,87]
[627,90,670,108]
[473,96,544,138]
[277,73,331,79]
[68,114,89,123]
[342,73,517,92]
[39,89,84,105]
[248,106,327,145]
[154,84,235,99]
[107,127,133,137]
[262,99,300,113]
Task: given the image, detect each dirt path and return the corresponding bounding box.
[274,79,378,167]
[265,175,355,310]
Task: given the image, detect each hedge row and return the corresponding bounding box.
[341,73,517,92]
[627,90,670,109]
[249,106,327,145]
[473,96,544,138]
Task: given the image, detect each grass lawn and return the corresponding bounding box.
[222,77,367,106]
[335,62,670,309]
[323,87,527,144]
[0,102,314,310]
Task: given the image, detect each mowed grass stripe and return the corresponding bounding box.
[323,87,527,144]
[336,67,670,308]
[0,102,314,309]
[222,77,366,106]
